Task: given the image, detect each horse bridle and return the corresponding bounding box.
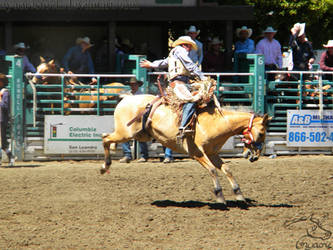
[242,114,255,145]
[241,114,263,150]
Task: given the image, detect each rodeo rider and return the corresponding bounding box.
[140,36,206,140]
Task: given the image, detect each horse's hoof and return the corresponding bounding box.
[216,197,227,205]
[235,195,246,202]
[100,168,107,175]
[243,149,250,159]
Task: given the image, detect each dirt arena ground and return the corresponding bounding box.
[0,155,333,249]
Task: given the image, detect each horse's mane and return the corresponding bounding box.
[221,105,263,118]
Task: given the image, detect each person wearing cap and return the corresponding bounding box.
[235,26,255,54]
[255,26,282,80]
[203,37,225,72]
[319,40,333,80]
[14,42,36,73]
[140,35,206,139]
[119,77,149,163]
[0,74,14,166]
[186,25,204,66]
[289,23,315,74]
[62,37,95,83]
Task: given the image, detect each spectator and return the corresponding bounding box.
[186,25,204,66]
[163,147,173,164]
[14,42,36,73]
[255,26,282,80]
[235,26,255,54]
[62,37,96,83]
[203,37,225,72]
[289,23,315,73]
[119,77,148,163]
[0,74,14,166]
[319,40,333,81]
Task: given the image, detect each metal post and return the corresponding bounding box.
[97,76,101,116]
[6,56,24,160]
[247,54,265,114]
[318,70,323,119]
[129,55,147,93]
[61,76,64,115]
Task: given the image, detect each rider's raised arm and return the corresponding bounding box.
[150,58,168,69]
[174,46,205,80]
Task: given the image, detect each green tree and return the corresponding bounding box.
[243,0,332,48]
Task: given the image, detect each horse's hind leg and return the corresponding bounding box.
[194,154,226,204]
[208,154,246,202]
[100,132,127,175]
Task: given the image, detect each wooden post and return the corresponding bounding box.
[225,20,233,70]
[108,21,116,72]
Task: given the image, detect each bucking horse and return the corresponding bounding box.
[101,93,270,205]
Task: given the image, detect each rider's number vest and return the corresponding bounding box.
[168,48,191,80]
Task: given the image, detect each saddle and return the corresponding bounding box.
[126,77,221,137]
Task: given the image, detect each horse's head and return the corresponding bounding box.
[242,113,271,162]
[31,56,58,84]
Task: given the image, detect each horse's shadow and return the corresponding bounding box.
[151,198,295,211]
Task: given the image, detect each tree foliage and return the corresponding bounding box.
[243,0,332,48]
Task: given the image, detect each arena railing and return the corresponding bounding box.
[265,70,333,132]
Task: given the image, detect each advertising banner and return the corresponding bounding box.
[44,115,114,154]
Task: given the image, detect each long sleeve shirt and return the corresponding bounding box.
[0,89,10,123]
[235,38,255,54]
[62,45,94,74]
[289,35,315,70]
[22,55,36,73]
[188,39,203,65]
[319,51,333,71]
[255,38,282,68]
[150,46,205,80]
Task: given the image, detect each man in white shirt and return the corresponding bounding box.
[255,26,282,80]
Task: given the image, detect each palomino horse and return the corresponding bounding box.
[101,94,270,205]
[76,82,128,113]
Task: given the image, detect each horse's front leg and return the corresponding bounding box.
[208,154,246,202]
[194,154,226,205]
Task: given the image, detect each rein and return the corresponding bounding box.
[241,114,255,145]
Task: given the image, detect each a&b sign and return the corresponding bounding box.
[287,110,333,147]
[44,115,114,154]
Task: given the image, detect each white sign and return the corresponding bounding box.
[287,110,333,147]
[44,115,114,154]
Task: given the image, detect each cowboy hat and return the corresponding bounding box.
[263,26,277,33]
[236,26,253,38]
[13,42,30,50]
[172,36,198,51]
[323,40,333,48]
[76,37,94,47]
[185,25,200,35]
[211,37,222,45]
[291,23,306,37]
[125,77,143,87]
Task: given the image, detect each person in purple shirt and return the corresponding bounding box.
[235,26,255,54]
[14,42,36,73]
[0,74,14,166]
